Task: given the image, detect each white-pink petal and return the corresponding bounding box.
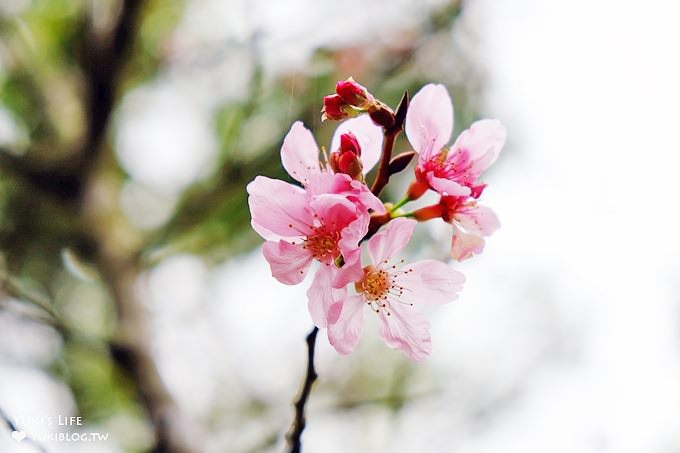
[454,204,500,236]
[450,225,486,261]
[332,251,363,289]
[330,115,383,174]
[308,173,386,215]
[334,216,369,288]
[262,240,313,285]
[349,179,386,214]
[451,119,506,175]
[280,121,321,184]
[405,84,453,160]
[394,259,465,308]
[327,295,365,355]
[337,212,369,255]
[306,265,345,327]
[426,173,471,197]
[308,194,358,231]
[247,176,313,240]
[376,302,432,361]
[333,213,369,288]
[367,217,417,265]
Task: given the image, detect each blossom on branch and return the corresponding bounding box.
[328,218,465,361]
[248,78,504,360]
[247,116,384,327]
[405,84,506,200]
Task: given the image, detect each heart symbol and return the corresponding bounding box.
[11,430,27,442]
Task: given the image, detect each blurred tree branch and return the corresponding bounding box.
[0,0,146,202]
[1,1,198,452]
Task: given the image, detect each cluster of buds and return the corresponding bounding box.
[248,79,505,361]
[329,132,363,180]
[322,77,396,129]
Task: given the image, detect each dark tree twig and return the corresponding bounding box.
[286,326,319,453]
[0,1,199,451]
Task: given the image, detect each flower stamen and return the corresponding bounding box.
[356,262,414,316]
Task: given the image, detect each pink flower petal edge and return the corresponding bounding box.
[307,265,345,328]
[405,84,453,160]
[280,121,321,185]
[328,218,465,361]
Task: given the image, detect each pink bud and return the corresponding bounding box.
[336,78,373,109]
[322,95,350,121]
[329,132,363,180]
[339,131,361,157]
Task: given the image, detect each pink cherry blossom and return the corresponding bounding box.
[440,195,501,261]
[249,186,367,326]
[247,118,386,327]
[405,84,506,199]
[281,119,385,214]
[327,218,465,361]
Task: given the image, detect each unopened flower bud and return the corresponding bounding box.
[329,132,363,180]
[336,77,374,109]
[322,95,351,121]
[368,101,395,129]
[339,132,361,156]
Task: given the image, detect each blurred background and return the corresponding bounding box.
[1,0,680,452]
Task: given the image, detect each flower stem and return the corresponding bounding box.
[390,196,410,212]
[286,326,320,453]
[370,129,399,196]
[370,91,408,197]
[391,211,416,218]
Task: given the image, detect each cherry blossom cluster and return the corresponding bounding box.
[247,79,505,361]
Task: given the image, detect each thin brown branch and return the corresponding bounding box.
[370,130,398,196]
[370,91,408,196]
[286,326,319,453]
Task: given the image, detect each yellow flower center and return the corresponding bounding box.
[303,228,341,264]
[357,266,391,302]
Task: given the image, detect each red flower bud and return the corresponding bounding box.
[336,77,374,109]
[339,131,361,156]
[322,95,350,121]
[329,132,363,180]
